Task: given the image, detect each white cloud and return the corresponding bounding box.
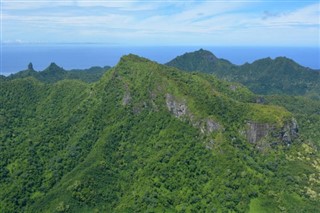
[260,3,320,27]
[2,0,74,10]
[74,1,135,9]
[2,0,157,11]
[129,1,249,34]
[1,1,319,45]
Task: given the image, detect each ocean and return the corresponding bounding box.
[1,44,319,76]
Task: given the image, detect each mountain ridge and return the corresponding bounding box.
[5,62,111,83]
[1,54,319,212]
[166,49,320,98]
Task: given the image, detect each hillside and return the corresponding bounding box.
[0,55,319,212]
[266,95,320,147]
[165,48,235,74]
[6,63,110,83]
[166,49,320,99]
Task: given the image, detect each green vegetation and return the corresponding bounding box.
[266,95,320,147]
[165,48,234,74]
[166,49,320,99]
[6,62,110,83]
[0,54,319,212]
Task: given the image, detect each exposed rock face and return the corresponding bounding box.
[206,119,221,132]
[165,94,222,134]
[246,118,299,148]
[122,92,131,106]
[229,84,238,91]
[165,94,187,118]
[200,119,221,134]
[28,62,34,70]
[122,84,131,106]
[255,97,266,104]
[280,118,299,145]
[205,139,215,150]
[246,122,272,144]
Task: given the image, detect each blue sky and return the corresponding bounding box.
[1,0,319,46]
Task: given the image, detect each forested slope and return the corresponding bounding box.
[166,49,320,99]
[6,63,110,83]
[0,55,319,212]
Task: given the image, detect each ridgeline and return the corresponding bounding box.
[0,53,319,212]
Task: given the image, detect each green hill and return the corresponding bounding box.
[166,49,320,99]
[6,63,110,83]
[266,95,320,147]
[0,55,319,212]
[165,48,235,74]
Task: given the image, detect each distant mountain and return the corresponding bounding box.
[67,66,111,83]
[165,48,235,74]
[1,54,319,212]
[6,62,110,83]
[166,49,320,99]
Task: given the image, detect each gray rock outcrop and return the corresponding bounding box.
[246,118,299,149]
[246,122,272,144]
[165,94,188,118]
[280,118,299,145]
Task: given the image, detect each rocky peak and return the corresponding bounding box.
[28,62,34,71]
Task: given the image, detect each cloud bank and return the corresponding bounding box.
[1,0,319,46]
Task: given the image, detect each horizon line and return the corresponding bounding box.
[1,42,319,48]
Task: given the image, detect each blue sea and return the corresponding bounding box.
[1,44,319,76]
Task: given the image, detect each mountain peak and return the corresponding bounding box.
[119,54,150,64]
[44,62,64,73]
[2,52,319,213]
[178,49,218,62]
[166,49,232,73]
[28,62,34,71]
[195,48,218,59]
[48,62,60,68]
[251,56,298,68]
[274,56,295,64]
